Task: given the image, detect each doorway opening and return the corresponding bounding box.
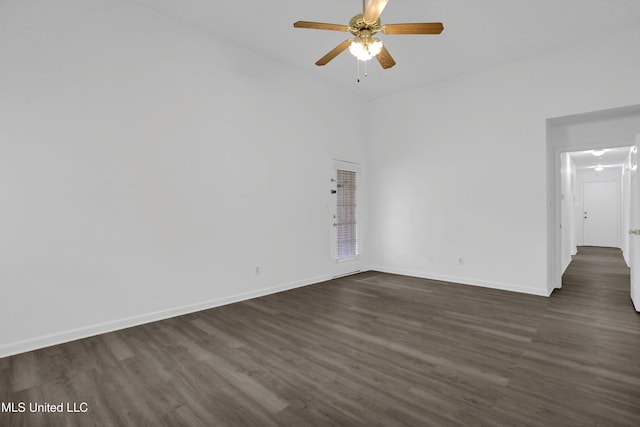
[558,147,631,275]
[547,104,640,311]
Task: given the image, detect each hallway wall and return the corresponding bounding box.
[560,153,577,273]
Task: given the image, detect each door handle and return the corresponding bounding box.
[630,230,640,235]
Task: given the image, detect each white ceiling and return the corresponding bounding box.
[570,147,632,171]
[131,0,640,100]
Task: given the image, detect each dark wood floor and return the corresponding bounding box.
[1,246,639,426]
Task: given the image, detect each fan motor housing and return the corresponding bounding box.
[348,13,382,36]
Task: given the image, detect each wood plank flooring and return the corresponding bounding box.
[1,246,639,426]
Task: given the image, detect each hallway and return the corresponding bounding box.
[560,246,633,311]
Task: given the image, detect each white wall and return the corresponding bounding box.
[550,111,640,149]
[574,167,623,247]
[0,0,366,356]
[560,153,577,272]
[367,27,640,296]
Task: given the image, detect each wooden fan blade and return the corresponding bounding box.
[293,21,349,32]
[381,22,444,35]
[375,46,396,69]
[315,40,352,66]
[363,0,389,23]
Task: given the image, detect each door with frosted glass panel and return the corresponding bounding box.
[331,161,362,276]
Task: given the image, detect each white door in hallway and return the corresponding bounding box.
[583,181,619,247]
[630,141,640,311]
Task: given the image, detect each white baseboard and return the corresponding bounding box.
[547,281,562,295]
[369,266,552,297]
[0,274,332,359]
[632,293,640,312]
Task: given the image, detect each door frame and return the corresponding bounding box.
[547,105,640,294]
[331,159,362,277]
[630,138,640,311]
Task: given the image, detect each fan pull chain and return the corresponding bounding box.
[356,59,370,83]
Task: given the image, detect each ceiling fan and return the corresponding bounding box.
[293,0,444,70]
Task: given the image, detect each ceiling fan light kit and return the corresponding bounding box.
[349,36,383,61]
[293,0,443,78]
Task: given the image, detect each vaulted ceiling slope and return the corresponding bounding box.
[131,0,640,99]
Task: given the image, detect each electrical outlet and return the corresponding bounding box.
[255,266,260,276]
[458,257,464,265]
